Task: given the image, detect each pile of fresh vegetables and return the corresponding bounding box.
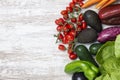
[54,0,120,80]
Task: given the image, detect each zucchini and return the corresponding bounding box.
[75,45,98,67]
[89,43,103,55]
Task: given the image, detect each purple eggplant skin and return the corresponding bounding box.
[102,17,120,25]
[98,4,120,25]
[97,27,120,43]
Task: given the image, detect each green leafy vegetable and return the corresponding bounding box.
[95,37,120,80]
[96,41,115,65]
[96,71,120,80]
[102,57,120,73]
[115,34,120,58]
[96,74,112,80]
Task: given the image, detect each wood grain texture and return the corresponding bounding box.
[0,0,71,80]
[1,0,120,80]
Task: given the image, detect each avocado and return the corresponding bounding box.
[77,28,97,43]
[83,10,102,32]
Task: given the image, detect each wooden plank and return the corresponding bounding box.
[0,0,71,80]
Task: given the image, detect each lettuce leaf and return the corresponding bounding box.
[115,34,120,58]
[95,39,120,80]
[102,57,120,73]
[95,71,120,80]
[96,41,115,65]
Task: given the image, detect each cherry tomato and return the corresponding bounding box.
[68,48,73,54]
[78,14,83,21]
[72,0,80,3]
[66,24,74,29]
[56,25,63,32]
[71,18,77,23]
[59,18,65,25]
[69,53,77,60]
[81,22,87,30]
[68,43,73,49]
[61,10,68,15]
[55,19,60,25]
[69,30,76,37]
[77,20,82,26]
[65,34,74,42]
[69,2,75,8]
[63,26,69,32]
[66,6,73,13]
[63,31,68,35]
[76,25,82,31]
[58,33,63,40]
[78,2,84,7]
[63,14,69,20]
[78,0,83,2]
[58,44,66,51]
[62,36,68,44]
[55,18,65,25]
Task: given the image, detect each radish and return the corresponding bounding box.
[97,27,120,43]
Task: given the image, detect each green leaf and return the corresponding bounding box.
[115,34,120,58]
[96,41,115,65]
[95,36,120,80]
[95,75,103,80]
[95,74,111,80]
[95,71,120,80]
[102,57,120,73]
[102,74,111,80]
[110,71,120,80]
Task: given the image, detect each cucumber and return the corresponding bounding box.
[89,43,103,55]
[75,45,98,67]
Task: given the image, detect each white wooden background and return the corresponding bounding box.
[0,0,73,80]
[0,0,119,80]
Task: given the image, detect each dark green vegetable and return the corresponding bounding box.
[77,28,97,43]
[75,45,98,66]
[65,60,99,80]
[89,43,103,55]
[83,10,102,32]
[72,72,88,80]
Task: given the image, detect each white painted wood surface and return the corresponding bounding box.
[0,0,72,80]
[0,0,119,80]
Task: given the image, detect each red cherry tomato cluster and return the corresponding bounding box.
[54,0,86,60]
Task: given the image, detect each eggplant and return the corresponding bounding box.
[98,4,120,25]
[101,17,120,25]
[83,10,102,32]
[72,72,88,80]
[97,26,120,43]
[99,4,120,20]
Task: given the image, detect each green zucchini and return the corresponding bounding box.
[75,45,98,67]
[89,43,103,55]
